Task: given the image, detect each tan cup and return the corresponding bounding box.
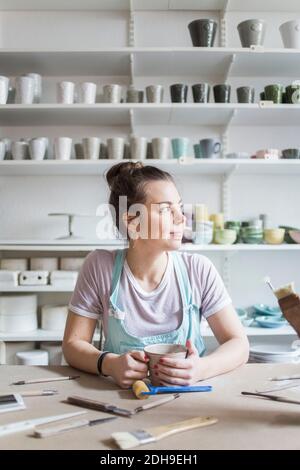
[144,343,187,386]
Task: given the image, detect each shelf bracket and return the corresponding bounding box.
[221,252,233,291]
[221,163,238,221]
[129,0,135,47]
[224,53,236,83]
[220,0,229,48]
[129,52,135,86]
[129,108,135,137]
[221,108,237,158]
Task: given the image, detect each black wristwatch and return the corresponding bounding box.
[97,351,110,377]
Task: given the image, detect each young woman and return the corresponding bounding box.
[63,161,249,388]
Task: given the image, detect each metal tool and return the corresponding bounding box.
[0,411,86,437]
[270,375,300,382]
[12,375,80,385]
[34,416,116,438]
[242,391,300,405]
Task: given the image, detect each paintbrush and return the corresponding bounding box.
[263,276,276,294]
[111,416,218,449]
[242,391,300,405]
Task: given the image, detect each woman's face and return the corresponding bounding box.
[127,180,186,250]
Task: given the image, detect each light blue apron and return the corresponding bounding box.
[104,249,205,356]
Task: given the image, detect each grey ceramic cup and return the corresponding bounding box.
[0,141,6,160]
[24,73,42,103]
[188,19,217,47]
[82,137,101,160]
[75,143,84,159]
[144,343,187,386]
[285,84,300,104]
[170,84,188,103]
[0,76,9,104]
[199,138,221,158]
[237,19,266,47]
[12,140,30,160]
[152,137,170,159]
[146,85,164,103]
[264,84,284,104]
[57,81,75,104]
[282,148,300,159]
[103,84,122,103]
[236,86,255,103]
[107,137,125,159]
[192,83,210,103]
[15,76,35,104]
[130,137,148,159]
[126,86,144,103]
[213,84,231,103]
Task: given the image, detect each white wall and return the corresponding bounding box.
[1,7,300,310]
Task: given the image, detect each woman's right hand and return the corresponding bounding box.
[101,350,149,389]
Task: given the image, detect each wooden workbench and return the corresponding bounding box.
[0,364,300,450]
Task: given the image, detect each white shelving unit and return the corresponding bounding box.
[1,1,300,358]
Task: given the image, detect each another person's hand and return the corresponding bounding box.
[154,339,202,386]
[102,350,149,389]
[278,293,300,337]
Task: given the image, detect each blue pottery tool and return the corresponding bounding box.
[141,384,212,395]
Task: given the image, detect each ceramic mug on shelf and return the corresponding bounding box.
[15,76,35,104]
[129,137,148,160]
[199,138,221,158]
[146,85,164,103]
[0,76,10,104]
[82,137,101,160]
[236,86,255,103]
[23,73,42,103]
[151,137,170,159]
[171,137,189,159]
[103,84,122,103]
[188,19,217,47]
[78,82,97,104]
[29,137,48,161]
[237,19,266,48]
[170,84,188,103]
[57,81,75,104]
[11,140,30,160]
[107,137,125,159]
[280,20,300,48]
[213,84,231,103]
[126,85,144,103]
[192,83,210,103]
[54,137,73,160]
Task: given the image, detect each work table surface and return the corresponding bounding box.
[0,364,300,450]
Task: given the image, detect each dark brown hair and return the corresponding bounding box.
[106,161,174,237]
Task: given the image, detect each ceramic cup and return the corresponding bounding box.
[0,76,9,104]
[0,141,6,160]
[54,137,72,160]
[74,143,83,159]
[236,86,255,103]
[144,343,187,386]
[15,76,35,104]
[171,137,189,159]
[146,85,164,103]
[213,84,231,103]
[129,137,148,160]
[256,148,280,159]
[280,20,300,48]
[170,84,188,103]
[192,83,210,103]
[78,82,97,104]
[151,137,170,159]
[57,81,75,104]
[11,140,29,160]
[107,137,125,159]
[285,84,300,104]
[24,73,42,103]
[82,137,101,160]
[264,84,284,104]
[188,19,217,47]
[225,221,241,243]
[194,204,209,222]
[193,144,202,158]
[0,138,11,160]
[199,138,221,158]
[29,137,48,161]
[237,19,266,48]
[103,84,122,103]
[126,86,144,103]
[282,148,300,159]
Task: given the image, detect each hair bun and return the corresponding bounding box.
[106,161,144,188]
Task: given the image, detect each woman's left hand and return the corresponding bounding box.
[154,339,205,386]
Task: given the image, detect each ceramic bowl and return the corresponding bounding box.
[253,304,282,316]
[263,228,285,244]
[236,308,248,320]
[214,229,237,245]
[289,230,300,244]
[279,225,300,244]
[241,227,263,244]
[193,221,214,245]
[255,315,287,328]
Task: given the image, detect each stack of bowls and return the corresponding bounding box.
[225,221,241,243]
[241,219,263,244]
[193,221,214,245]
[214,228,237,245]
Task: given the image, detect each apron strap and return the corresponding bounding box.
[110,249,126,304]
[171,251,193,309]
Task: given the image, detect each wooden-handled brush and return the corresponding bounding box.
[111,415,218,449]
